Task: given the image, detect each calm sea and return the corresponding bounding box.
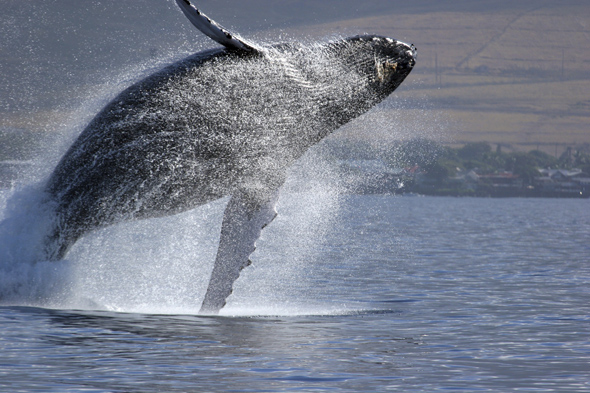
[1,194,589,392]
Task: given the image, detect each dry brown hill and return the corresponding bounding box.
[294,2,590,153]
[2,1,589,155]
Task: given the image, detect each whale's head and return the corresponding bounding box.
[333,35,416,99]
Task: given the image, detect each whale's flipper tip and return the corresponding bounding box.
[175,0,260,53]
[199,189,280,314]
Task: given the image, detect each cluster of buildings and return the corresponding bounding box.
[336,159,590,198]
[534,169,590,197]
[419,167,590,198]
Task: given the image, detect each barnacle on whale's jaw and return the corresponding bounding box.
[376,61,398,82]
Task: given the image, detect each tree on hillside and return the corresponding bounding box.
[571,149,590,174]
[457,142,492,160]
[527,150,558,169]
[506,153,539,185]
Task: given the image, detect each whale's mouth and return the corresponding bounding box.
[407,45,417,68]
[409,43,417,61]
[397,41,417,70]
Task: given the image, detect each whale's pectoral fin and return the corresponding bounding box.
[175,0,260,53]
[199,188,280,314]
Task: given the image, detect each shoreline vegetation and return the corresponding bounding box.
[1,126,589,198]
[329,139,590,199]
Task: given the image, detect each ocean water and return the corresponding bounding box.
[1,192,588,392]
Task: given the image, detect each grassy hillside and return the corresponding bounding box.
[294,2,590,153]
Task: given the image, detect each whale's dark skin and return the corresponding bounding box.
[43,0,416,313]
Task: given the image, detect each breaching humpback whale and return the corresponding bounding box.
[43,0,416,313]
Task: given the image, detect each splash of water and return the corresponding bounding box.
[0,44,345,313]
[0,163,341,315]
[0,36,434,315]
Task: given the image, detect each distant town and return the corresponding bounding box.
[332,140,590,198]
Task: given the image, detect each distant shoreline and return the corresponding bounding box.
[406,186,589,199]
